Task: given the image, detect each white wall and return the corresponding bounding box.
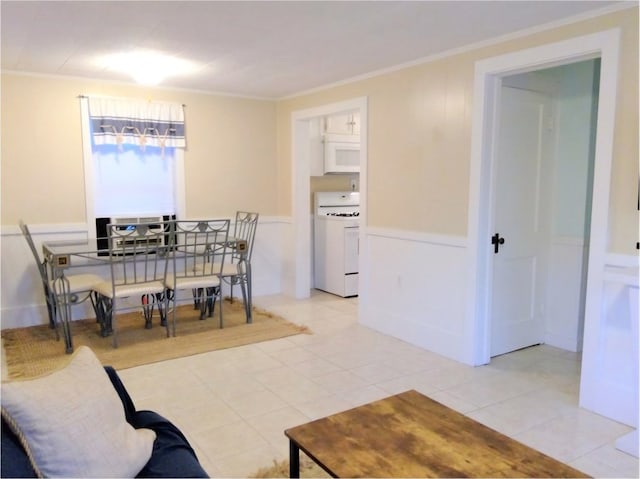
[552,60,599,238]
[545,59,599,352]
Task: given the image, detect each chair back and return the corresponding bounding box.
[231,211,259,263]
[18,221,48,282]
[19,221,57,329]
[171,220,230,281]
[106,221,172,290]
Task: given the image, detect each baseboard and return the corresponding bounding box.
[544,332,581,352]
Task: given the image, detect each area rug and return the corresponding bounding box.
[250,454,330,478]
[2,299,310,379]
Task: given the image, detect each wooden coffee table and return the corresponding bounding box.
[284,389,589,478]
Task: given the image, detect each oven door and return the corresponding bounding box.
[344,226,359,297]
[314,216,359,297]
[344,227,359,274]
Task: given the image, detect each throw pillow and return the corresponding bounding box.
[1,346,156,478]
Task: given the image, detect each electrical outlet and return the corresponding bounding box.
[350,178,357,191]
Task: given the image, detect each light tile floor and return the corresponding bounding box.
[4,291,638,477]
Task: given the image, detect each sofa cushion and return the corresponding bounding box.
[1,346,156,478]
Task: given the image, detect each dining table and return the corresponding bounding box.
[41,235,250,352]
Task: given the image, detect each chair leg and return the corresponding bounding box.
[89,292,101,323]
[192,288,201,309]
[95,296,113,337]
[155,292,167,327]
[111,298,119,348]
[239,277,251,324]
[58,301,74,354]
[91,291,108,337]
[199,288,210,320]
[62,323,73,354]
[165,289,174,338]
[47,296,61,341]
[43,284,59,337]
[206,286,218,318]
[245,263,253,323]
[141,294,155,329]
[52,281,74,354]
[218,287,224,329]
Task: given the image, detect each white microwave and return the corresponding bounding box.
[324,134,360,174]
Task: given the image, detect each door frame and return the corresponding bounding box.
[289,97,368,298]
[467,29,621,365]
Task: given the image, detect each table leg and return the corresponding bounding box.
[289,440,300,478]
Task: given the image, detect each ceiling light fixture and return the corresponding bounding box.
[99,50,197,86]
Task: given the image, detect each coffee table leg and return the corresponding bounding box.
[289,440,300,478]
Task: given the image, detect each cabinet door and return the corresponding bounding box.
[326,112,360,135]
[350,112,360,135]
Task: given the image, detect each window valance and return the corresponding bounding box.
[88,96,185,149]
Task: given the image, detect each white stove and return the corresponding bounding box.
[314,192,360,297]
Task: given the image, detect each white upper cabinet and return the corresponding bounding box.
[324,111,360,136]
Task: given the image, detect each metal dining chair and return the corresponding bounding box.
[165,219,230,337]
[92,221,172,348]
[219,211,259,322]
[19,221,103,353]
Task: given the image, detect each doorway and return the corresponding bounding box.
[290,97,368,299]
[467,29,620,367]
[490,60,600,357]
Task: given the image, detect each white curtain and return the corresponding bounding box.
[88,96,185,149]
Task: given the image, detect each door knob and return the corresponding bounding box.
[491,233,505,254]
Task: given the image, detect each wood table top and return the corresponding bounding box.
[285,389,589,478]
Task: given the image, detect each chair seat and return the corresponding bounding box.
[94,280,166,299]
[202,262,239,277]
[165,273,220,291]
[51,274,103,294]
[217,262,240,277]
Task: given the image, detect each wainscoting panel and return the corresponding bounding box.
[1,224,99,329]
[1,218,287,330]
[359,228,470,363]
[221,216,287,299]
[580,253,639,428]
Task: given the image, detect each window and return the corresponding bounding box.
[91,143,176,217]
[80,96,185,226]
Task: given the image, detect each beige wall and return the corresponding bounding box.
[277,8,639,254]
[1,75,278,224]
[2,8,637,254]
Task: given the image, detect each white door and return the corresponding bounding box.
[490,86,552,357]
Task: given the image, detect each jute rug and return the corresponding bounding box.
[2,299,310,379]
[250,454,330,478]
